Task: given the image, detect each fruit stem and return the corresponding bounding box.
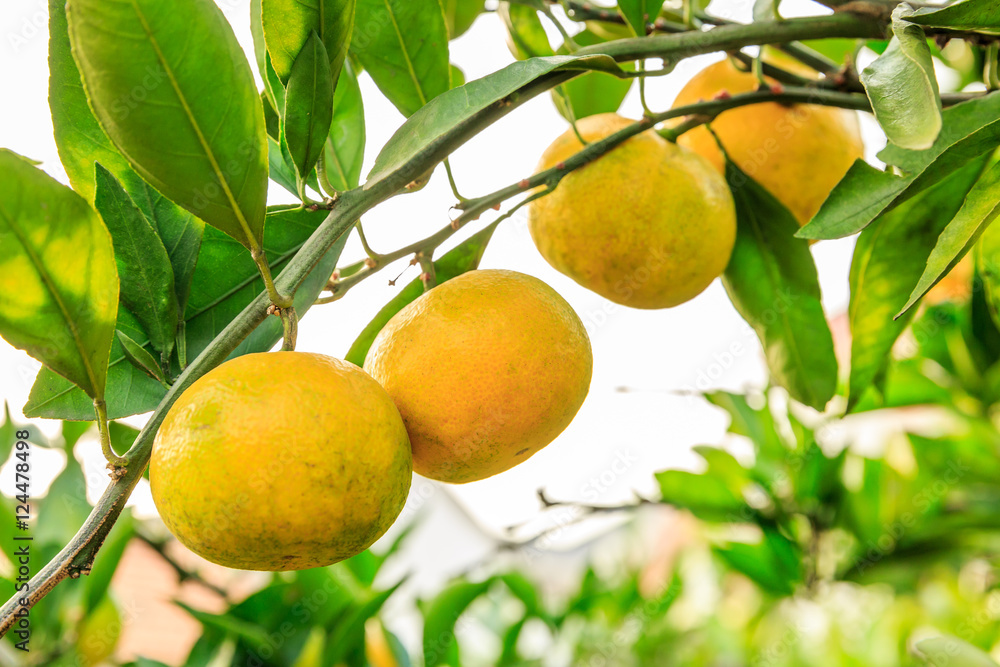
[280,306,299,351]
[252,248,294,310]
[94,399,127,470]
[444,159,468,202]
[355,221,381,263]
[417,251,437,290]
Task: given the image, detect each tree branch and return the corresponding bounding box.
[0,12,893,633]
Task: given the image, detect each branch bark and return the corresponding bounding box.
[0,12,892,634]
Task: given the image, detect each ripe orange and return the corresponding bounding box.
[672,59,864,225]
[528,113,737,309]
[365,269,592,484]
[151,352,411,571]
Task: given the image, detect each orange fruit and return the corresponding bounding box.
[528,113,736,309]
[151,352,411,570]
[672,59,864,225]
[365,269,592,484]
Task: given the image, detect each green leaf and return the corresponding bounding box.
[915,636,1000,667]
[109,421,140,458]
[345,224,496,366]
[799,92,1000,240]
[713,527,802,595]
[94,165,179,361]
[130,183,204,316]
[900,159,1000,316]
[35,451,90,546]
[618,0,665,36]
[282,31,336,183]
[68,0,269,250]
[350,0,451,117]
[910,0,1000,33]
[117,330,167,384]
[422,579,494,667]
[705,391,785,462]
[320,65,366,192]
[552,30,633,121]
[752,0,779,23]
[185,206,349,361]
[325,581,404,664]
[269,136,300,196]
[0,150,118,401]
[25,308,165,420]
[443,0,484,38]
[847,157,988,410]
[48,0,139,205]
[860,6,941,150]
[177,603,273,655]
[367,54,624,185]
[655,469,748,521]
[0,403,16,464]
[499,3,554,60]
[61,419,92,451]
[693,446,755,496]
[978,206,1000,330]
[24,207,346,420]
[500,573,544,619]
[722,161,838,410]
[261,0,355,85]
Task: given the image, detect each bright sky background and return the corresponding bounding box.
[0,0,898,594]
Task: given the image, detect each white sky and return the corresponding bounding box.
[0,0,886,582]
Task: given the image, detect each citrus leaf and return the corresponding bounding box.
[443,0,484,38]
[345,223,496,366]
[25,307,166,420]
[325,580,404,664]
[116,329,166,384]
[618,0,665,36]
[713,527,802,595]
[320,65,366,193]
[350,0,450,117]
[422,579,494,667]
[50,0,203,315]
[367,54,624,185]
[268,135,300,196]
[262,0,355,85]
[67,0,268,250]
[282,31,336,183]
[860,5,941,150]
[722,161,837,410]
[48,0,137,205]
[130,184,204,317]
[847,157,987,410]
[94,164,178,361]
[0,149,118,402]
[899,159,1000,316]
[915,636,1000,667]
[552,29,633,121]
[24,207,346,420]
[977,205,1000,330]
[185,206,349,360]
[752,0,780,23]
[655,469,747,521]
[910,0,1000,33]
[499,3,554,60]
[799,92,1000,240]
